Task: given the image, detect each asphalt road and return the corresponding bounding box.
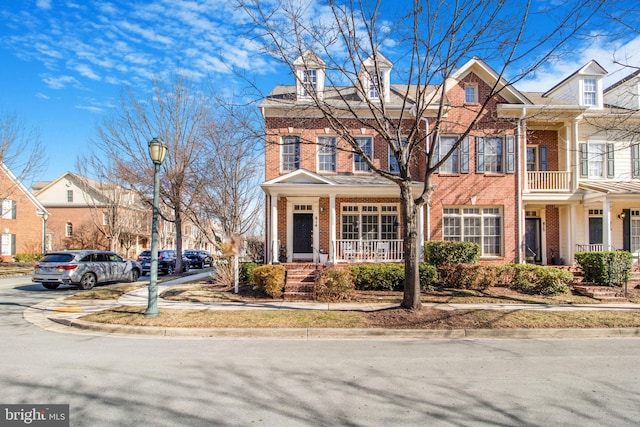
[2,277,640,426]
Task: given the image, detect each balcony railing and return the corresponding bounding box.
[526,171,572,191]
[575,244,615,252]
[336,239,404,262]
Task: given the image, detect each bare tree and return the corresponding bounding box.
[0,111,46,214]
[189,98,264,243]
[240,0,610,309]
[94,75,211,272]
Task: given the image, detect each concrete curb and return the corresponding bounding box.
[47,317,640,340]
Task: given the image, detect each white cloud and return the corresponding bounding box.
[73,63,100,80]
[36,0,52,10]
[36,92,50,99]
[41,74,81,89]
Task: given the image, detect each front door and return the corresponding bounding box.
[589,217,603,245]
[293,213,313,260]
[525,218,542,263]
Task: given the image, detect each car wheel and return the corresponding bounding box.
[166,265,174,275]
[78,273,97,290]
[198,261,204,269]
[183,263,189,272]
[128,269,140,283]
[42,283,59,290]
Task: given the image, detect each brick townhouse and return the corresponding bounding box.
[0,163,48,260]
[260,51,640,266]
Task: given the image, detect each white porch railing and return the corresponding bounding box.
[575,244,615,252]
[336,239,404,262]
[527,171,571,191]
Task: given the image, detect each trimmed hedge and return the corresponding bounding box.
[437,263,499,290]
[575,251,633,286]
[499,264,572,295]
[14,253,41,262]
[314,267,355,302]
[239,262,261,284]
[424,241,480,266]
[348,263,437,291]
[252,265,285,298]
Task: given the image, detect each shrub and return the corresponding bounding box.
[504,264,572,295]
[252,265,286,298]
[239,262,260,284]
[424,241,480,266]
[349,263,439,292]
[314,267,355,302]
[575,251,633,286]
[436,263,499,290]
[349,263,404,291]
[14,253,40,262]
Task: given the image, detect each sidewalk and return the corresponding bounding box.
[23,273,640,339]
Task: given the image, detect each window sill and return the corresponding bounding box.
[483,173,505,177]
[437,173,460,177]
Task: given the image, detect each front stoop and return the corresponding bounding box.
[572,285,628,303]
[283,263,319,301]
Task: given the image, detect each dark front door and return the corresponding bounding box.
[589,217,603,244]
[525,218,542,263]
[293,213,313,255]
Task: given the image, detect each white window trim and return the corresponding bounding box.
[353,136,373,172]
[281,136,300,173]
[442,206,503,257]
[464,83,478,104]
[582,78,598,107]
[438,135,461,174]
[317,136,337,172]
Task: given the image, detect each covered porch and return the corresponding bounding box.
[261,170,424,264]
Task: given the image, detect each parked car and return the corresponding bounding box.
[138,249,189,275]
[183,250,213,269]
[33,250,142,290]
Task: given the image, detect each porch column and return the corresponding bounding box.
[418,204,425,261]
[329,193,336,262]
[569,204,577,263]
[571,120,580,192]
[603,199,612,250]
[271,193,279,264]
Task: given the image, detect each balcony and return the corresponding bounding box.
[526,171,572,192]
[336,239,404,262]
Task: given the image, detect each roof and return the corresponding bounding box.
[605,69,640,93]
[579,181,640,194]
[543,60,607,98]
[0,163,48,216]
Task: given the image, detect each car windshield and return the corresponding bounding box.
[40,254,75,263]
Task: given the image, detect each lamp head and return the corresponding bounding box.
[148,137,168,165]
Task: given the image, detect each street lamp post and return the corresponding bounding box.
[145,137,168,317]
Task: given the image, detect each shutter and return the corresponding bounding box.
[579,143,588,177]
[476,137,485,173]
[434,138,440,172]
[10,234,15,256]
[633,144,640,178]
[607,143,615,178]
[461,136,470,173]
[506,135,515,174]
[539,146,548,171]
[623,209,631,252]
[11,201,16,219]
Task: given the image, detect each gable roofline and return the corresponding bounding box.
[293,49,326,67]
[34,171,113,205]
[543,59,608,98]
[262,169,337,186]
[445,57,531,104]
[604,68,640,93]
[0,163,48,215]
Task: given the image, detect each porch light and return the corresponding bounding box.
[618,212,626,220]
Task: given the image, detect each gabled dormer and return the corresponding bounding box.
[543,60,607,109]
[359,52,392,102]
[604,69,640,110]
[294,50,326,101]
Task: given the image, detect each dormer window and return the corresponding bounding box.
[369,73,380,99]
[583,78,597,106]
[302,69,317,97]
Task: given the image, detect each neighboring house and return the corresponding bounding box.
[0,163,49,260]
[261,51,640,266]
[33,172,149,258]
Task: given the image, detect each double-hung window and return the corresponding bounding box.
[341,204,399,241]
[583,78,597,106]
[443,207,502,256]
[67,190,74,203]
[65,222,73,238]
[1,199,15,219]
[579,142,614,178]
[0,233,15,256]
[389,138,407,174]
[302,69,317,97]
[317,136,336,172]
[464,84,477,103]
[281,136,300,172]
[476,136,515,174]
[369,73,380,99]
[438,136,459,174]
[354,136,372,172]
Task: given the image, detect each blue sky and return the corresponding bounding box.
[1,0,639,185]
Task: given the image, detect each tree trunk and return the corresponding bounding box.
[175,210,183,272]
[400,181,421,310]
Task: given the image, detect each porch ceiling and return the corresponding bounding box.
[580,181,640,194]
